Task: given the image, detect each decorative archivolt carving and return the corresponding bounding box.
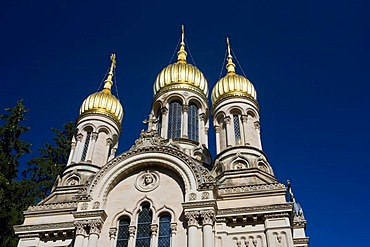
[218,183,285,195]
[81,130,215,199]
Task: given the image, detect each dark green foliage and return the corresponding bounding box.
[0,100,32,247]
[25,121,75,200]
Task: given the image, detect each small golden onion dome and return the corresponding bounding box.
[211,38,257,105]
[80,54,123,123]
[153,26,209,97]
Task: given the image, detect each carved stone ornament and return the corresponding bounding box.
[200,210,215,225]
[109,227,117,239]
[189,193,197,201]
[92,201,100,209]
[135,171,160,192]
[88,219,103,235]
[81,203,88,210]
[201,192,210,200]
[185,211,199,227]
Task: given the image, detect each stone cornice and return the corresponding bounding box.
[14,222,74,234]
[217,204,292,216]
[293,220,307,228]
[73,210,107,221]
[25,202,78,215]
[293,238,309,244]
[217,183,286,197]
[182,200,217,210]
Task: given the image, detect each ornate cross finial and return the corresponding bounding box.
[181,25,185,45]
[225,37,235,74]
[143,113,158,131]
[109,54,117,73]
[104,53,117,91]
[177,25,187,62]
[226,37,231,58]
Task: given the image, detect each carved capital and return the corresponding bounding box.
[200,210,215,225]
[183,105,189,113]
[76,133,84,142]
[106,138,113,146]
[170,223,177,234]
[91,132,98,141]
[241,115,248,123]
[224,116,231,125]
[74,220,87,236]
[109,227,117,240]
[185,211,199,227]
[161,107,168,115]
[150,224,158,236]
[71,142,76,149]
[254,121,260,130]
[129,226,136,237]
[214,125,221,133]
[199,113,206,121]
[88,219,103,235]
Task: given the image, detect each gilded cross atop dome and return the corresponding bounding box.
[79,54,123,123]
[226,37,236,74]
[177,25,187,63]
[103,53,117,91]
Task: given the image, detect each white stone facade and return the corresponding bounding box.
[14,40,309,247]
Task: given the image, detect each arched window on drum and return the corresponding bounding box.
[187,102,199,142]
[167,100,182,139]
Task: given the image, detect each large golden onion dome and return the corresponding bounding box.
[211,38,257,106]
[80,54,123,123]
[153,26,209,97]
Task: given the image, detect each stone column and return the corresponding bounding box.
[254,121,262,149]
[128,226,136,247]
[185,211,199,247]
[87,219,103,247]
[86,132,98,162]
[150,224,158,247]
[199,113,206,145]
[109,228,117,247]
[201,210,215,247]
[224,116,232,147]
[170,223,177,247]
[182,105,189,138]
[74,221,87,247]
[72,133,84,162]
[67,140,76,165]
[241,115,248,145]
[214,126,221,153]
[161,107,168,139]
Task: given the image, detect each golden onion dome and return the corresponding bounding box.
[211,38,257,106]
[80,54,123,123]
[153,26,209,97]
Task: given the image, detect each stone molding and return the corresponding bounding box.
[182,200,216,209]
[14,222,75,233]
[293,220,307,228]
[83,130,215,199]
[218,183,285,196]
[217,204,292,215]
[26,202,78,212]
[264,213,290,219]
[73,209,107,221]
[293,238,309,244]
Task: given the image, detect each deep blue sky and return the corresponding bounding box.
[1,0,369,246]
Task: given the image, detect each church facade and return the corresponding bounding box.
[14,29,309,247]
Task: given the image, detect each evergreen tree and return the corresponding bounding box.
[0,100,32,247]
[25,121,75,200]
